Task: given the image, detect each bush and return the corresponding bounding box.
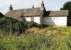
[27,22,40,28]
[0,16,28,35]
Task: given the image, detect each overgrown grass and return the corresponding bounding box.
[0,27,71,50]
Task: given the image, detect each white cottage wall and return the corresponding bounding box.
[25,17,41,24]
[43,17,67,26]
[33,17,40,24]
[24,17,67,26]
[25,17,32,22]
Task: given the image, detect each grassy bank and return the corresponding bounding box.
[0,27,71,50]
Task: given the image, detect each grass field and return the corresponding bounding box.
[0,27,71,50]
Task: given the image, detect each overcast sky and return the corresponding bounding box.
[0,0,70,14]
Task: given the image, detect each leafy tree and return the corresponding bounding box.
[61,2,71,10]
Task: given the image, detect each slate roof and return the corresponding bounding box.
[5,7,69,18]
[5,8,42,19]
[47,10,69,17]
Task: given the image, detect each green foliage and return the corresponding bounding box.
[0,15,48,35]
[0,16,28,35]
[0,27,71,50]
[61,1,71,10]
[27,22,40,28]
[0,35,16,50]
[0,32,71,50]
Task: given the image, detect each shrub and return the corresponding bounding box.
[27,22,40,28]
[0,16,29,35]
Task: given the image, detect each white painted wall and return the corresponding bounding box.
[25,17,41,24]
[24,17,67,26]
[33,17,40,24]
[43,17,67,26]
[25,17,31,22]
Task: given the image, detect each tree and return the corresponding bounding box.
[61,2,71,10]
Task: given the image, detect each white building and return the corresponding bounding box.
[5,1,71,26]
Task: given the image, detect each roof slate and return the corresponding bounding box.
[5,8,69,18]
[5,8,42,18]
[47,10,69,17]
